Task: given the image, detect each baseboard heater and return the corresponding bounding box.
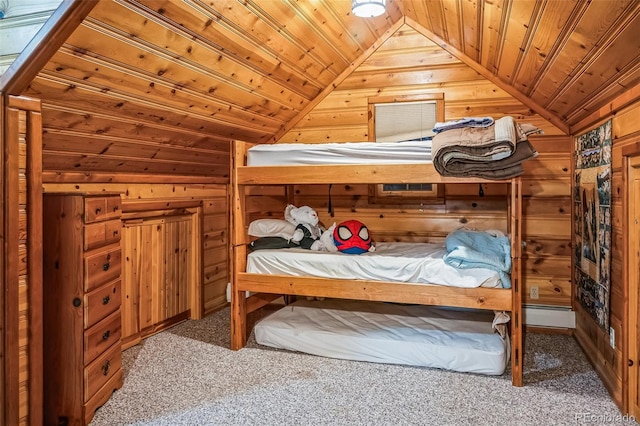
[524,305,576,329]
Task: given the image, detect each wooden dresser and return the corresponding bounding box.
[43,193,124,425]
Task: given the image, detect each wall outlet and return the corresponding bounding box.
[529,286,539,299]
[610,327,615,348]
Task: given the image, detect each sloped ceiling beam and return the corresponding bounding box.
[405,16,570,135]
[0,0,97,95]
[270,17,407,143]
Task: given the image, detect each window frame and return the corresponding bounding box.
[367,93,445,205]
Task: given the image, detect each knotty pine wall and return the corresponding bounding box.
[279,26,573,313]
[17,107,31,426]
[41,182,229,317]
[574,99,640,409]
[4,96,43,426]
[30,29,233,319]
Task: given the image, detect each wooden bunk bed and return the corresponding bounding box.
[230,140,524,386]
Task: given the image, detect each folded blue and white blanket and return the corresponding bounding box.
[443,229,512,288]
[433,117,495,134]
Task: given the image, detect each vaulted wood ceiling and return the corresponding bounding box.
[2,0,640,178]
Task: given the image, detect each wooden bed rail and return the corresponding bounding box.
[233,139,518,185]
[237,273,512,310]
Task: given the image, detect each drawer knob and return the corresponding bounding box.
[102,295,110,305]
[72,298,81,307]
[102,360,110,376]
[113,205,119,211]
[103,262,110,271]
[102,330,111,340]
[95,207,102,215]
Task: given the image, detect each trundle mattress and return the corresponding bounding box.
[254,299,510,375]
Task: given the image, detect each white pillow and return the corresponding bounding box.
[248,219,296,239]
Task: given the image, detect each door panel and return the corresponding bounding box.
[121,214,194,343]
[629,159,640,418]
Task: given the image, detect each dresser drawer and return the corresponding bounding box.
[84,310,121,366]
[83,368,123,425]
[85,279,121,329]
[84,196,122,224]
[106,197,122,219]
[84,243,121,292]
[84,343,122,403]
[84,219,121,251]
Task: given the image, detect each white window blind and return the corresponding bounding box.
[374,101,437,142]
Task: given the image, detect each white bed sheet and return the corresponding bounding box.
[254,299,510,375]
[246,242,501,288]
[246,140,432,166]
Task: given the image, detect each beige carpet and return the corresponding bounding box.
[89,305,638,426]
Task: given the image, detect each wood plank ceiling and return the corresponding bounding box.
[5,0,640,179]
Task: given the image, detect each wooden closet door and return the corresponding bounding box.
[121,215,193,346]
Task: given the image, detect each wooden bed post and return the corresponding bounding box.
[510,177,524,386]
[230,140,249,350]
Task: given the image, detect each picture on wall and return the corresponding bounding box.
[573,120,612,331]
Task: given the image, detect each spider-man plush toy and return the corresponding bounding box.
[333,219,374,254]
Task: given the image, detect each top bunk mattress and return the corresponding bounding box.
[246,242,502,288]
[246,140,432,166]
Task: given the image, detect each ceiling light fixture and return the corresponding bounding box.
[352,0,386,18]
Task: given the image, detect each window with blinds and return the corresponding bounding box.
[374,101,437,142]
[367,93,445,204]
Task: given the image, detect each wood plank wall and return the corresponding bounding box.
[42,182,230,317]
[3,95,43,426]
[279,26,566,142]
[1,93,4,426]
[522,135,573,307]
[279,26,572,311]
[573,99,640,409]
[17,109,29,425]
[25,96,231,179]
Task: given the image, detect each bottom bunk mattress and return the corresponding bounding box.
[247,242,503,288]
[254,299,510,375]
